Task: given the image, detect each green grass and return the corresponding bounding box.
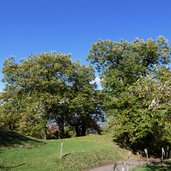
[0,132,126,171]
[131,160,171,171]
[131,165,171,171]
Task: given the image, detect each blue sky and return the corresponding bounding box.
[1,0,171,91]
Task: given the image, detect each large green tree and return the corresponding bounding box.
[1,52,103,138]
[88,36,171,153]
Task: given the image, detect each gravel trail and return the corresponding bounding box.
[87,159,149,171]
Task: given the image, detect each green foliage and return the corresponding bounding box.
[64,126,76,138]
[1,52,103,138]
[88,36,171,153]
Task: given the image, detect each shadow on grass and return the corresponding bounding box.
[131,163,171,171]
[0,130,44,147]
[62,153,72,158]
[0,163,26,170]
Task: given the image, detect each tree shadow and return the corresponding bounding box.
[0,163,26,170]
[62,152,72,158]
[0,130,44,147]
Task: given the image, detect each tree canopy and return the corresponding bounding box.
[1,52,103,138]
[1,36,171,155]
[88,36,171,153]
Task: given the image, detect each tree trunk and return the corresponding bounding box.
[57,116,64,138]
[81,125,86,136]
[75,124,86,136]
[75,125,80,136]
[167,146,171,158]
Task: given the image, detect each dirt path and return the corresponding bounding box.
[87,159,149,171]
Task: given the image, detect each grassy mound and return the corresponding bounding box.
[0,133,128,171]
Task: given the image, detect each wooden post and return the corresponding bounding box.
[113,162,117,171]
[59,142,63,158]
[144,148,149,162]
[161,147,165,163]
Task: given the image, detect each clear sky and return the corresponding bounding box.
[1,0,171,91]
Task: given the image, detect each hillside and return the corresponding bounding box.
[0,131,128,171]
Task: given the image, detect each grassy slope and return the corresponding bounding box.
[0,133,127,171]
